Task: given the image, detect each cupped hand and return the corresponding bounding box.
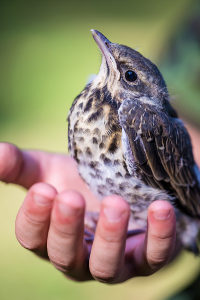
[0,143,178,283]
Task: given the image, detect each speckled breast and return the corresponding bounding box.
[68,89,155,226]
[68,91,126,197]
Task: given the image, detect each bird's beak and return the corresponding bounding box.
[91,29,118,72]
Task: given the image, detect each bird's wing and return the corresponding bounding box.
[119,99,200,217]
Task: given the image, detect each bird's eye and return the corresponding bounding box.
[125,70,138,82]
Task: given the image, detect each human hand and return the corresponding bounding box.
[0,143,178,283]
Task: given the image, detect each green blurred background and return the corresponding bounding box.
[0,0,200,299]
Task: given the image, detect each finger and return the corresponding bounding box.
[145,200,176,272]
[0,143,91,194]
[0,143,23,183]
[89,195,130,283]
[15,183,57,257]
[0,143,42,188]
[47,190,89,280]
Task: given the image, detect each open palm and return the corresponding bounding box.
[0,143,177,283]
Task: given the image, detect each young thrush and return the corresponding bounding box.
[68,30,200,253]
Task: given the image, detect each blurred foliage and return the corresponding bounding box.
[0,0,195,130]
[0,1,200,300]
[160,0,200,126]
[166,271,200,300]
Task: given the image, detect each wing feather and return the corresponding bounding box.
[119,99,200,217]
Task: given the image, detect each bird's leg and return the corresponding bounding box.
[127,215,146,237]
[127,228,146,237]
[84,229,95,242]
[85,228,145,242]
[84,211,99,242]
[84,211,146,241]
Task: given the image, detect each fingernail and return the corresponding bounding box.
[103,207,123,223]
[153,209,171,220]
[57,201,76,217]
[33,194,52,207]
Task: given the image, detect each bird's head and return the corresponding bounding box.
[91,30,169,108]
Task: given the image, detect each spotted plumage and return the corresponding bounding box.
[68,30,200,253]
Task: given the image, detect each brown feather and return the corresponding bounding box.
[120,98,200,217]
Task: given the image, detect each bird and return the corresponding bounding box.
[68,29,200,253]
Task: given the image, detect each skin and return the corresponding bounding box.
[3,122,200,283]
[0,141,179,283]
